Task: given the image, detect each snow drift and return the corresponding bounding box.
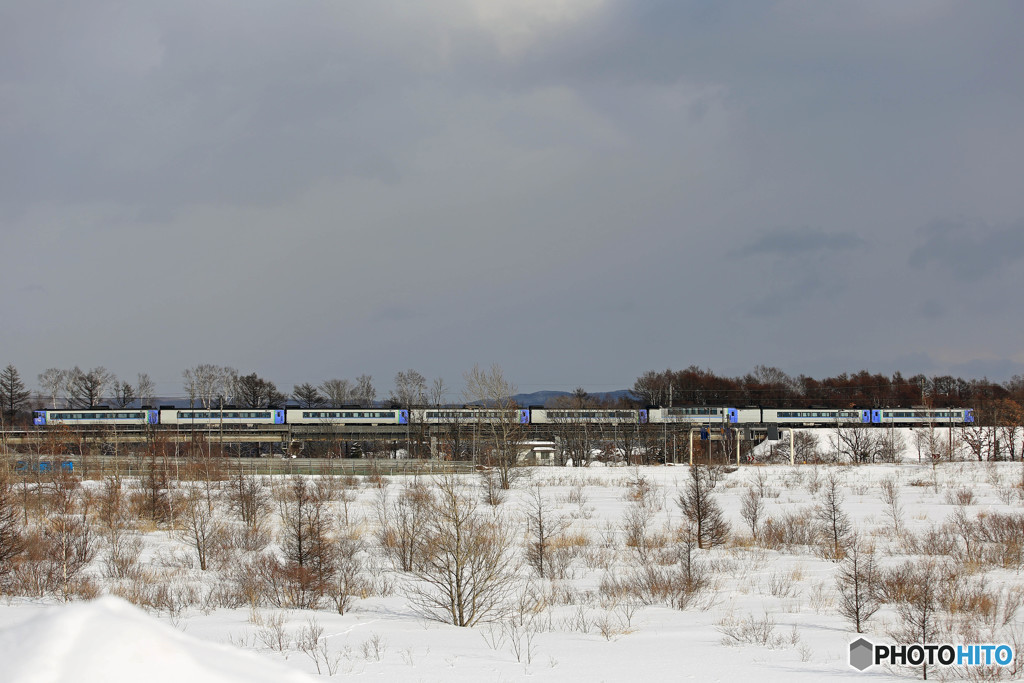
[0,597,315,683]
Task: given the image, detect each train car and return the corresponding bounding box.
[33,409,158,426]
[530,409,647,424]
[286,408,408,425]
[412,408,530,425]
[761,408,868,426]
[649,407,738,424]
[877,408,974,426]
[160,409,285,425]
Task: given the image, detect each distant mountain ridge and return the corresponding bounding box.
[512,390,635,406]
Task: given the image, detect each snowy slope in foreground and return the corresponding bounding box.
[0,597,315,683]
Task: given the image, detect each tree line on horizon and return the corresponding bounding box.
[623,365,1024,426]
[2,362,1024,427]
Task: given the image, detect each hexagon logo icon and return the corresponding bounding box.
[849,638,874,671]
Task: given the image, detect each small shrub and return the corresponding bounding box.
[717,612,784,648]
[945,488,976,506]
[765,571,798,598]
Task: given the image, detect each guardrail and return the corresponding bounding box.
[1,455,477,479]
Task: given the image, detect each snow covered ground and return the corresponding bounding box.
[2,430,1023,682]
[0,597,316,683]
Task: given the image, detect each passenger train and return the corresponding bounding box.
[33,405,975,428]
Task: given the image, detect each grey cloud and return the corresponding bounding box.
[919,300,945,319]
[3,2,1024,393]
[507,2,1024,104]
[17,284,47,294]
[0,2,455,216]
[733,227,866,258]
[950,358,1024,383]
[909,218,1024,281]
[737,267,844,318]
[371,305,419,323]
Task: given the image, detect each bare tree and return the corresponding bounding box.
[750,365,798,397]
[183,366,201,407]
[0,469,26,587]
[391,370,428,458]
[320,379,353,407]
[632,370,670,407]
[391,369,427,407]
[913,425,947,462]
[995,400,1024,461]
[135,373,156,407]
[68,366,115,408]
[138,446,173,524]
[793,431,820,462]
[740,488,762,541]
[888,559,947,680]
[227,469,271,528]
[548,412,593,466]
[429,377,448,406]
[236,373,286,408]
[677,465,730,549]
[622,494,659,560]
[463,364,525,489]
[97,474,140,580]
[277,476,336,606]
[375,482,430,572]
[44,469,96,599]
[38,368,68,409]
[179,486,224,571]
[877,428,906,462]
[279,476,324,568]
[328,533,366,615]
[183,364,237,408]
[218,367,239,406]
[408,474,519,626]
[830,424,880,463]
[880,477,904,537]
[523,484,569,578]
[835,534,881,633]
[816,470,851,560]
[354,375,376,407]
[766,430,820,463]
[960,425,992,462]
[112,381,135,408]
[609,416,645,465]
[432,410,474,461]
[671,523,711,609]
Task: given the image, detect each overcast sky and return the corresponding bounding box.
[3,1,1024,399]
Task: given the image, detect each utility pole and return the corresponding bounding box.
[948,411,952,456]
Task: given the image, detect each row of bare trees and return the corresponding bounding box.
[17,361,1024,424]
[23,365,426,413]
[632,366,1024,415]
[23,365,382,414]
[35,367,156,411]
[0,463,523,628]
